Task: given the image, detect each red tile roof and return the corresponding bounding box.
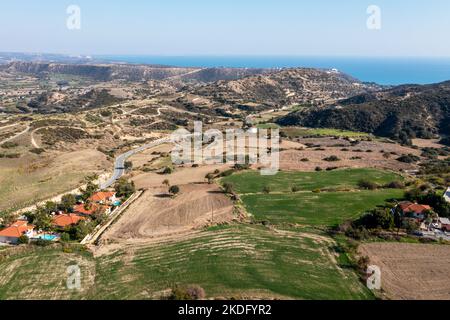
[89,192,116,203]
[73,203,109,215]
[52,214,85,228]
[399,202,432,214]
[0,221,34,238]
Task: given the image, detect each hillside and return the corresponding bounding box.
[277,81,450,142]
[0,62,272,83]
[193,68,382,109]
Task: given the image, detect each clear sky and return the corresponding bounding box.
[0,0,449,57]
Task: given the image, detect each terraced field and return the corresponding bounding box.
[0,225,372,300]
[223,168,404,226]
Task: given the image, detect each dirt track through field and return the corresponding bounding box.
[359,243,450,300]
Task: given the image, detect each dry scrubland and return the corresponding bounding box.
[0,149,109,212]
[360,243,450,300]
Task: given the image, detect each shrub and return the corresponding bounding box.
[263,186,272,194]
[223,183,234,195]
[1,142,18,149]
[300,158,309,162]
[357,179,379,190]
[60,233,71,242]
[323,155,340,162]
[315,166,323,172]
[397,154,420,163]
[291,186,301,193]
[29,148,45,154]
[168,285,205,300]
[162,167,173,175]
[18,235,29,245]
[169,185,180,195]
[384,181,405,189]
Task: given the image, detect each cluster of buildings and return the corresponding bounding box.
[0,191,118,245]
[397,201,450,233]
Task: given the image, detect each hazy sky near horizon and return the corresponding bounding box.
[1,0,449,57]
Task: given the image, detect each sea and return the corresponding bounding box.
[96,55,450,86]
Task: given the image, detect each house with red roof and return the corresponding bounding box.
[0,221,35,244]
[89,192,116,205]
[52,214,85,228]
[398,201,433,221]
[73,203,111,216]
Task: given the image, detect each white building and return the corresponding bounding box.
[444,187,450,203]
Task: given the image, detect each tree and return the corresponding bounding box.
[115,178,136,198]
[59,194,76,212]
[124,161,133,171]
[33,207,53,232]
[81,180,98,201]
[1,212,16,227]
[357,208,394,230]
[169,185,180,196]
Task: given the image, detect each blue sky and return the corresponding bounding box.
[0,0,449,56]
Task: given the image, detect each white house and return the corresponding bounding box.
[0,221,35,244]
[444,187,450,203]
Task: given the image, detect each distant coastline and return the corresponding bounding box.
[96,55,450,86]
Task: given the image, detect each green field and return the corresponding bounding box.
[223,168,404,226]
[281,127,370,138]
[0,225,372,300]
[241,189,404,226]
[222,168,401,194]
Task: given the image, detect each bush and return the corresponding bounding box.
[357,179,379,190]
[168,285,206,300]
[323,155,340,162]
[1,142,18,149]
[60,233,71,242]
[29,148,45,154]
[384,181,405,189]
[169,185,180,195]
[315,166,323,172]
[397,154,420,163]
[291,186,301,193]
[263,186,272,194]
[18,235,29,244]
[223,183,234,195]
[162,167,173,175]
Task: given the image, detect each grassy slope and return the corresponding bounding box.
[223,168,404,226]
[0,225,372,300]
[223,168,401,194]
[242,189,404,226]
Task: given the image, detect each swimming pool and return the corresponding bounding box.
[113,200,122,207]
[35,234,58,241]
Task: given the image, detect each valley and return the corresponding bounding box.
[0,58,449,301]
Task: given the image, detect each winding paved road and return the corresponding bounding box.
[100,136,172,189]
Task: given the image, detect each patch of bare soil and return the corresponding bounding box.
[412,138,445,149]
[101,184,234,245]
[280,137,421,172]
[132,164,230,188]
[359,243,450,300]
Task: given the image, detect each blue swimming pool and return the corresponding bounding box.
[36,234,58,241]
[113,200,122,207]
